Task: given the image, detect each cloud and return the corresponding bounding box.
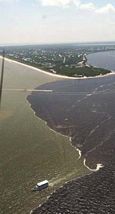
[96,4,115,14]
[39,0,115,15]
[40,0,80,7]
[79,2,95,11]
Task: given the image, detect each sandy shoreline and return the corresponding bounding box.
[0,56,115,80]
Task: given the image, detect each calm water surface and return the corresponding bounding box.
[87,51,115,71]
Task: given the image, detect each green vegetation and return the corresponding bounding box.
[55,66,111,77]
[0,44,111,78]
[4,55,111,78]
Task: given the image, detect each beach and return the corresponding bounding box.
[0,55,114,81]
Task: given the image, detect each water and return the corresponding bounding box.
[28,70,115,213]
[0,59,88,214]
[87,50,115,71]
[2,53,115,213]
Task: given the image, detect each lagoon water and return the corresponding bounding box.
[87,50,115,71]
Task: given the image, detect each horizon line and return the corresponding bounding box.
[0,40,115,47]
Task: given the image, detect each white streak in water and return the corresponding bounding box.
[84,158,104,172]
[69,137,82,160]
[76,149,82,159]
[2,89,53,92]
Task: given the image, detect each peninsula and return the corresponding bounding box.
[0,43,112,78]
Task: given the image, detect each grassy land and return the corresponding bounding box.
[3,55,111,78]
[54,66,111,77]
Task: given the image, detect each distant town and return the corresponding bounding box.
[1,43,115,77]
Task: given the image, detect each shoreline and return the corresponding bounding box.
[0,56,115,80]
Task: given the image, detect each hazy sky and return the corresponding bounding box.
[0,0,115,44]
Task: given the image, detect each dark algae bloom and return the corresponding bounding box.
[28,75,115,214]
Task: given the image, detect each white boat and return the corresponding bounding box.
[32,180,49,191]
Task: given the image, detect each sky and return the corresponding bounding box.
[0,0,115,45]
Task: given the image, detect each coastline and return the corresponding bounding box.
[0,56,115,81]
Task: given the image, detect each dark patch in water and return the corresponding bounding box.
[27,75,115,213]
